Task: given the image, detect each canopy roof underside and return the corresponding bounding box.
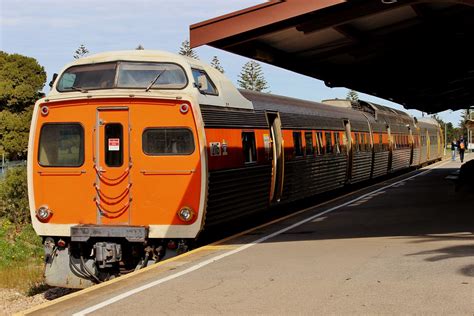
[190,0,474,113]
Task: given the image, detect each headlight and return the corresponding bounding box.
[177,207,194,222]
[36,205,53,222]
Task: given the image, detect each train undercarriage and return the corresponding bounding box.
[43,225,190,288]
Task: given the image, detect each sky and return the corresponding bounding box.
[0,0,462,125]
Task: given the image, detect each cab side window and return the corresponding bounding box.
[191,69,218,95]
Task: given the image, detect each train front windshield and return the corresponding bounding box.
[56,62,188,92]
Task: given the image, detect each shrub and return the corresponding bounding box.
[0,166,30,225]
[0,219,43,291]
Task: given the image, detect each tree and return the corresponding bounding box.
[0,51,46,112]
[431,114,449,145]
[178,40,199,59]
[445,122,462,143]
[0,52,45,160]
[210,56,224,73]
[346,89,359,104]
[458,109,470,138]
[136,44,145,50]
[0,109,32,160]
[0,167,29,225]
[73,44,89,59]
[237,60,269,92]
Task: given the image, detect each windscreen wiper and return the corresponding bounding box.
[70,86,88,93]
[145,69,167,92]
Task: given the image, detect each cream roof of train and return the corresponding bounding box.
[45,50,253,109]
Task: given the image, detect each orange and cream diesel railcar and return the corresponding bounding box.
[28,51,443,288]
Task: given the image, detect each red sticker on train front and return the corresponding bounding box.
[108,138,120,151]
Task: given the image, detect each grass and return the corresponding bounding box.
[0,219,45,293]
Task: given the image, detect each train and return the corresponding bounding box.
[28,50,443,288]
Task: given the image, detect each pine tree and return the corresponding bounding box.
[178,40,199,59]
[237,60,268,92]
[136,44,145,50]
[346,89,359,104]
[74,44,89,59]
[210,56,224,73]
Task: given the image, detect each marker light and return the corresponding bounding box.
[179,103,190,114]
[36,205,53,222]
[40,106,49,116]
[177,207,195,222]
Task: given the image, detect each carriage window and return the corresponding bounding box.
[325,132,333,154]
[192,69,218,95]
[39,123,84,167]
[334,132,341,154]
[143,128,194,155]
[305,132,314,155]
[242,132,257,163]
[293,132,303,157]
[378,133,383,151]
[341,132,347,154]
[316,132,324,154]
[314,132,320,155]
[354,133,359,152]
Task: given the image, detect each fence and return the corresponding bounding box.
[0,160,27,179]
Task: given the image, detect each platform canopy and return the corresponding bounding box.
[190,0,474,113]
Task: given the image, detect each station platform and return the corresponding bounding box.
[21,155,473,315]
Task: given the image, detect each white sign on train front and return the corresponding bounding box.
[108,138,120,151]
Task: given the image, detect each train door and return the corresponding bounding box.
[414,127,421,165]
[343,120,353,182]
[267,112,284,203]
[438,130,442,157]
[387,125,393,172]
[408,126,414,165]
[426,129,431,160]
[95,107,131,225]
[362,116,375,179]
